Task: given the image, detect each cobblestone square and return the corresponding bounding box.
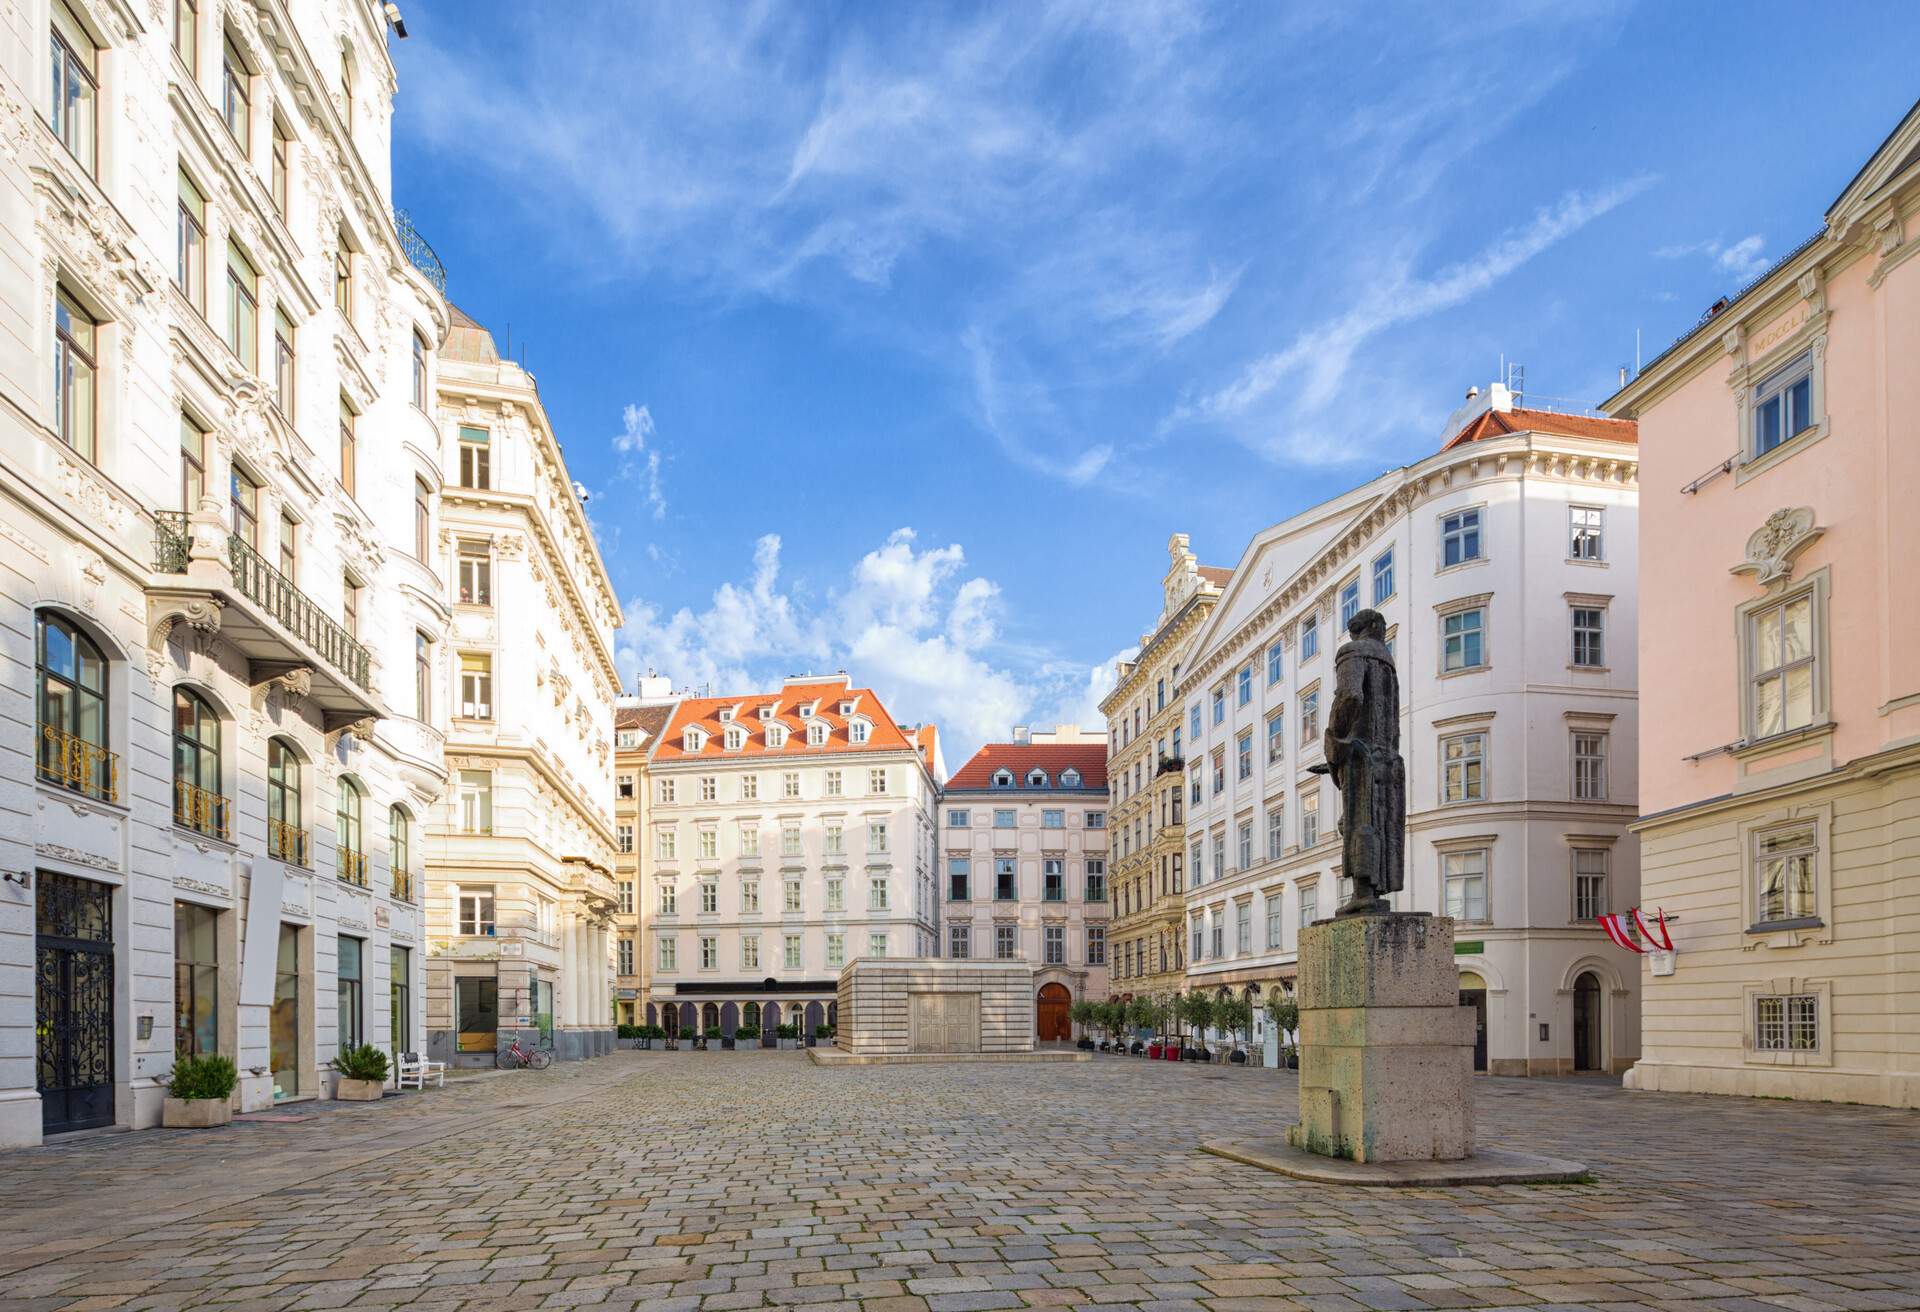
[2,1052,1917,1312]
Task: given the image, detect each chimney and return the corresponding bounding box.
[1011,725,1031,745]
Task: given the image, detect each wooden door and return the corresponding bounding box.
[1036,983,1071,1041]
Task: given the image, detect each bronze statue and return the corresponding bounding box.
[1310,608,1405,916]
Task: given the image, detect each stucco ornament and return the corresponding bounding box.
[1731,507,1824,586]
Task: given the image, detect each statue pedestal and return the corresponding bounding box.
[1287,914,1474,1163]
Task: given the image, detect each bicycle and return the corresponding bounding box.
[496,1035,553,1070]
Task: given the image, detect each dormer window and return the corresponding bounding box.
[724,726,744,751]
[849,718,870,745]
[807,721,828,747]
[767,724,788,748]
[839,701,855,716]
[992,769,1014,788]
[683,728,705,752]
[1027,768,1050,788]
[718,708,733,723]
[1061,768,1081,788]
[758,705,774,721]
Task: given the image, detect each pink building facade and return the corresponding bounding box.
[1605,104,1920,1107]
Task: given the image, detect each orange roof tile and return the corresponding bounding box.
[1197,565,1234,587]
[946,743,1109,791]
[1442,406,1637,451]
[651,680,927,765]
[615,703,673,740]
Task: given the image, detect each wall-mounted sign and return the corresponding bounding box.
[1453,940,1484,956]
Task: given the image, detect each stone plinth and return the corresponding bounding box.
[1287,914,1475,1163]
[837,958,1036,1058]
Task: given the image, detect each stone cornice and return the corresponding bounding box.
[1178,435,1639,696]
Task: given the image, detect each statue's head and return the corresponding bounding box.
[1347,608,1387,642]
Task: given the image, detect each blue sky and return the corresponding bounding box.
[390,1,1914,765]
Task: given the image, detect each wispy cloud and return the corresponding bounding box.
[1655,233,1769,281]
[611,403,666,520]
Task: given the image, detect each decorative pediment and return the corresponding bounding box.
[1731,507,1823,586]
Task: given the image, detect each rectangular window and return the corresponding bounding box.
[334,229,353,317]
[53,288,98,461]
[699,776,716,802]
[1339,580,1360,629]
[783,772,800,799]
[741,825,760,858]
[225,244,258,369]
[616,938,634,975]
[868,768,887,794]
[1372,548,1395,603]
[825,877,843,911]
[658,778,676,804]
[740,775,758,801]
[1573,848,1607,921]
[457,544,492,605]
[458,425,491,490]
[823,769,842,797]
[1300,614,1319,661]
[781,827,801,857]
[1444,850,1489,921]
[949,923,971,959]
[1237,730,1253,781]
[1211,688,1225,724]
[335,934,364,1051]
[1211,832,1225,881]
[947,857,970,901]
[1299,688,1320,743]
[457,887,495,936]
[1754,824,1816,924]
[173,901,219,1058]
[1441,508,1483,567]
[1086,925,1105,965]
[617,880,634,914]
[1190,839,1203,887]
[1571,607,1605,667]
[657,829,676,861]
[1042,808,1064,829]
[457,770,491,834]
[1236,902,1252,954]
[1237,667,1252,706]
[1266,805,1285,860]
[1190,915,1204,962]
[1748,593,1816,739]
[1084,858,1106,903]
[867,822,888,853]
[276,510,299,583]
[741,879,760,913]
[1043,859,1064,902]
[1190,704,1202,739]
[411,332,428,410]
[221,35,251,148]
[1211,915,1224,959]
[1755,993,1818,1052]
[49,4,97,172]
[1086,810,1104,830]
[338,397,356,496]
[869,877,889,911]
[616,824,634,855]
[741,936,759,971]
[993,808,1015,829]
[413,477,430,561]
[177,172,207,311]
[867,933,888,960]
[1265,894,1283,949]
[1301,791,1320,848]
[1752,353,1814,457]
[995,857,1016,901]
[784,878,802,913]
[270,118,290,217]
[1299,884,1318,927]
[458,653,493,719]
[1267,641,1284,685]
[1442,732,1486,803]
[656,937,676,971]
[823,823,843,855]
[948,809,970,828]
[700,936,717,970]
[1572,732,1607,801]
[994,924,1017,960]
[698,830,717,862]
[1044,925,1064,965]
[1442,607,1486,672]
[173,0,198,75]
[1570,506,1604,561]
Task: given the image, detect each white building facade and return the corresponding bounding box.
[0,0,449,1143]
[1181,388,1645,1076]
[643,674,941,1041]
[424,308,623,1065]
[940,731,1110,1038]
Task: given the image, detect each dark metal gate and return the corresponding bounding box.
[36,872,115,1134]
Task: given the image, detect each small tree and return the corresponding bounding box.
[1179,991,1216,1049]
[1266,995,1300,1064]
[1100,999,1126,1044]
[1216,995,1253,1052]
[1068,999,1093,1040]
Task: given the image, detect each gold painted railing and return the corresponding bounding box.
[392,868,415,903]
[268,818,309,866]
[38,724,118,802]
[338,848,369,887]
[174,780,231,839]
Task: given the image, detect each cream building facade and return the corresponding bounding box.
[612,679,675,1028]
[1181,389,1644,1076]
[1605,105,1920,1107]
[643,674,941,1041]
[424,308,623,1065]
[0,0,449,1144]
[1099,535,1228,1000]
[940,729,1109,1037]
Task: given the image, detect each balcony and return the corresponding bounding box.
[393,868,415,903]
[150,511,384,732]
[338,848,370,887]
[268,818,310,867]
[1156,754,1185,777]
[174,780,232,840]
[39,724,119,803]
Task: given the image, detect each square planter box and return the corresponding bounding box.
[163,1096,232,1128]
[336,1077,385,1101]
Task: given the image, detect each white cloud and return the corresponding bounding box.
[611,403,666,520]
[1654,233,1768,281]
[614,529,1112,765]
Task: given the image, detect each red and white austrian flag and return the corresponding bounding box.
[1632,906,1675,952]
[1597,912,1642,952]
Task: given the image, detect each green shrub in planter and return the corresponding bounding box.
[336,1044,390,1083]
[167,1052,238,1101]
[616,1023,639,1039]
[815,1024,833,1040]
[735,1026,756,1041]
[704,1026,723,1040]
[777,1023,797,1039]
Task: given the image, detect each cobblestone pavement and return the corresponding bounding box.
[2,1051,1918,1312]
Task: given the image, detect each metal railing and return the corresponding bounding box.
[269,818,310,867]
[154,510,190,572]
[394,208,446,295]
[38,724,118,802]
[227,536,372,689]
[338,848,370,887]
[174,780,231,840]
[392,867,415,903]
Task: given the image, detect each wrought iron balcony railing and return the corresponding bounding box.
[392,867,415,903]
[38,724,118,803]
[174,780,231,840]
[269,818,310,867]
[152,514,373,692]
[338,848,370,887]
[394,208,446,295]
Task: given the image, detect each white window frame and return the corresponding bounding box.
[1572,731,1607,802]
[1439,506,1485,569]
[1569,505,1605,562]
[1442,847,1490,923]
[1739,576,1828,744]
[1441,731,1486,804]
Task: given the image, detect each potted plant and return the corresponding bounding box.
[1217,995,1254,1064]
[734,1025,756,1049]
[706,1024,726,1050]
[776,1023,798,1051]
[162,1052,238,1128]
[1266,995,1301,1070]
[1178,991,1216,1062]
[814,1024,833,1046]
[1069,1000,1095,1049]
[335,1044,389,1100]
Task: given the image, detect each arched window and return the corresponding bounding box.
[37,611,114,800]
[172,688,226,837]
[267,738,305,865]
[336,778,366,886]
[389,805,412,902]
[742,1001,760,1031]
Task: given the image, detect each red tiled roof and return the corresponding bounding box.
[1197,565,1234,587]
[914,724,939,775]
[614,703,673,740]
[1443,406,1638,451]
[946,743,1109,791]
[652,680,924,764]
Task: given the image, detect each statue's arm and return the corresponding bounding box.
[1327,657,1363,738]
